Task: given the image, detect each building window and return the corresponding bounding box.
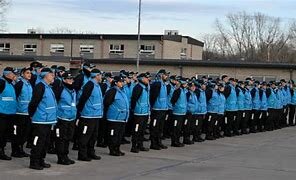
[0,43,10,52]
[140,45,155,52]
[80,45,94,53]
[23,44,37,52]
[181,48,187,59]
[109,44,124,54]
[50,44,64,53]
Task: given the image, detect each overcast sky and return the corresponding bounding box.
[5,0,296,39]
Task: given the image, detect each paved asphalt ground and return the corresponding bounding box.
[2,127,296,180]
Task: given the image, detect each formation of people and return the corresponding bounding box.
[0,61,295,170]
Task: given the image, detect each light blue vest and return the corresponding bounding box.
[276,89,284,109]
[106,87,130,122]
[167,83,175,110]
[291,88,296,105]
[260,89,268,111]
[187,90,198,114]
[252,87,261,110]
[134,83,150,116]
[153,80,168,110]
[267,89,278,109]
[197,90,207,115]
[16,78,33,115]
[207,89,219,113]
[80,79,103,118]
[32,80,57,124]
[57,87,77,121]
[0,78,17,115]
[244,89,253,110]
[225,84,238,111]
[237,88,245,111]
[218,93,226,115]
[172,88,187,115]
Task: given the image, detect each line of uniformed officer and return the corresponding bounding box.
[1,63,296,171]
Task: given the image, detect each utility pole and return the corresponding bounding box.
[136,0,142,72]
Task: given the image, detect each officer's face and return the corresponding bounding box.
[5,72,16,81]
[142,77,149,85]
[116,81,123,88]
[219,87,225,92]
[64,78,74,85]
[22,70,31,80]
[125,77,131,83]
[201,84,206,90]
[162,74,168,81]
[44,73,54,84]
[190,85,196,91]
[96,74,102,82]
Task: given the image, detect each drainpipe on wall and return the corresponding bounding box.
[70,38,73,59]
[179,65,183,76]
[289,69,293,80]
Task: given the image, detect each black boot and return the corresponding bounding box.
[109,146,120,156]
[57,156,71,165]
[117,146,125,156]
[150,139,161,150]
[88,153,101,160]
[29,159,43,170]
[40,159,51,168]
[183,137,194,145]
[65,155,75,164]
[130,145,140,153]
[138,143,149,152]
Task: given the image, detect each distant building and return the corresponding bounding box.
[0,32,204,60]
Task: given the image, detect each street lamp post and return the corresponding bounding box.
[136,0,142,72]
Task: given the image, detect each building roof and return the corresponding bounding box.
[0,55,294,70]
[0,33,204,47]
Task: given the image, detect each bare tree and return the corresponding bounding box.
[209,11,293,62]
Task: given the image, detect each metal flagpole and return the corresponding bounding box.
[136,0,142,72]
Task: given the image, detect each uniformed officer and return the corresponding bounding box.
[48,66,66,155]
[186,82,200,142]
[72,62,95,150]
[104,76,129,156]
[195,80,207,141]
[76,69,103,161]
[28,68,57,170]
[11,67,33,158]
[205,81,219,140]
[224,78,238,137]
[170,77,188,147]
[0,67,18,160]
[53,71,77,165]
[149,69,170,150]
[163,75,177,139]
[216,83,226,138]
[259,82,268,131]
[244,81,254,133]
[236,81,246,134]
[130,73,150,153]
[266,81,279,131]
[250,81,262,132]
[96,72,113,148]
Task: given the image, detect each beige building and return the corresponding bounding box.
[0,33,204,60]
